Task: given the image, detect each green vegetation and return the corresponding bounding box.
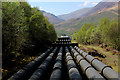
[72,18,120,50]
[2,2,57,79]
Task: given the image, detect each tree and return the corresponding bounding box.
[29,7,57,47]
[105,19,119,49]
[85,26,96,44]
[2,2,57,56]
[72,18,119,50]
[97,17,110,43]
[2,2,25,55]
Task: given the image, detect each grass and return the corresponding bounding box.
[71,40,77,43]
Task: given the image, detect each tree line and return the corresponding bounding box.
[2,2,57,56]
[72,18,120,50]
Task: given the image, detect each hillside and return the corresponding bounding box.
[55,1,118,36]
[58,7,92,20]
[82,2,118,17]
[41,10,64,24]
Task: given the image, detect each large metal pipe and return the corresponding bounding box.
[81,52,88,58]
[79,60,91,72]
[65,47,82,80]
[67,59,76,70]
[28,47,58,80]
[85,67,104,79]
[74,46,120,79]
[70,46,105,79]
[69,68,82,80]
[53,60,62,70]
[76,55,84,64]
[73,52,79,58]
[50,47,63,80]
[102,67,120,80]
[8,69,27,80]
[50,69,61,80]
[8,47,53,80]
[92,59,120,79]
[85,55,95,63]
[66,55,73,61]
[79,60,104,79]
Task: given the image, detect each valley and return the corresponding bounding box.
[40,1,118,36]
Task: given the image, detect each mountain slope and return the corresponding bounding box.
[82,2,118,17]
[55,1,118,36]
[56,11,118,36]
[41,10,64,24]
[58,7,92,20]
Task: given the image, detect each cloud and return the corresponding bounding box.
[77,4,82,7]
[39,6,44,10]
[31,5,34,8]
[83,1,90,6]
[92,2,98,5]
[50,8,53,10]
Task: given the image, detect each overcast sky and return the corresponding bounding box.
[27,0,102,15]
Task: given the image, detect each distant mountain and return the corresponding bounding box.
[82,1,118,17]
[55,1,118,36]
[58,8,92,20]
[41,10,64,24]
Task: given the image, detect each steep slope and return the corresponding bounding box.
[41,10,64,24]
[82,1,118,17]
[58,8,92,20]
[55,1,118,36]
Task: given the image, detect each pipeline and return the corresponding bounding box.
[74,46,120,80]
[50,47,63,80]
[65,47,82,80]
[8,47,53,80]
[28,47,58,80]
[70,46,105,80]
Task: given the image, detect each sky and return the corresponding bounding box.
[27,0,103,16]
